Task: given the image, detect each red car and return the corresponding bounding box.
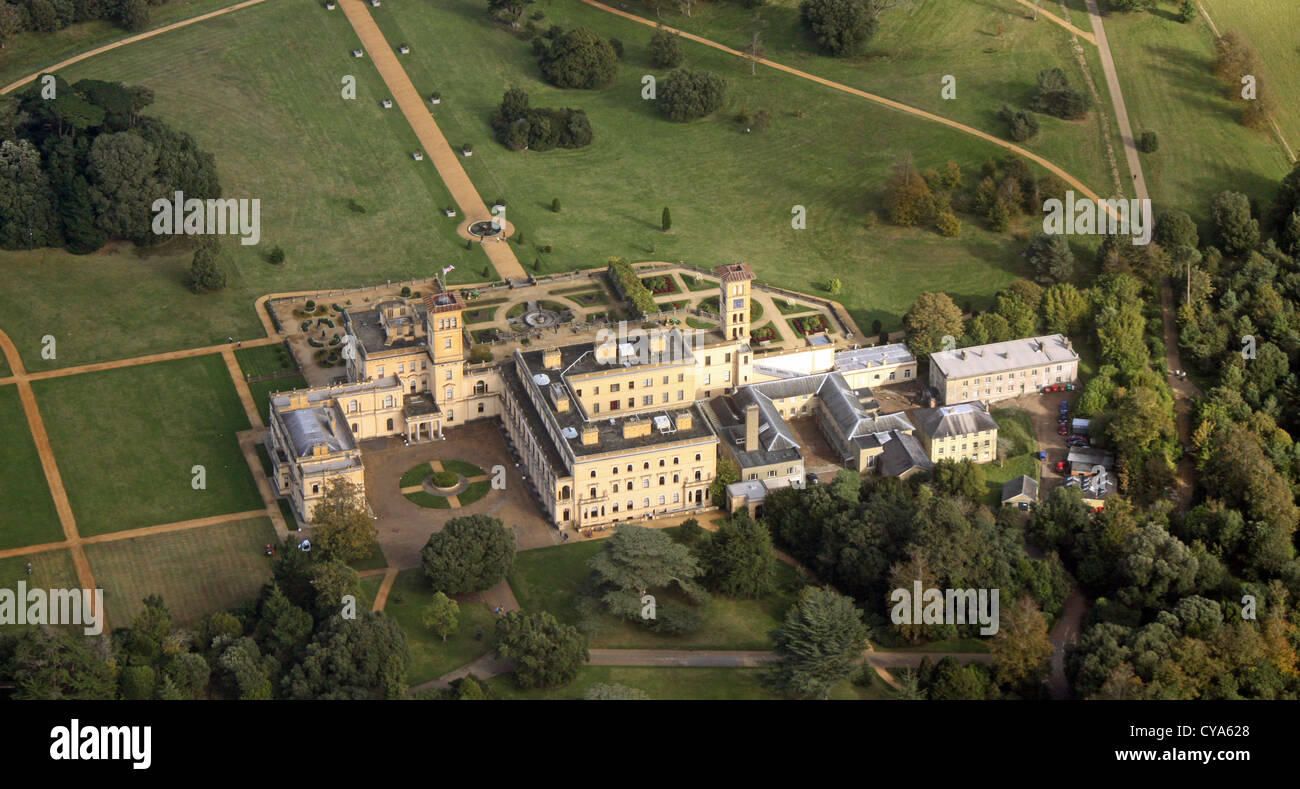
[1057,425,1069,435]
[1054,461,1068,473]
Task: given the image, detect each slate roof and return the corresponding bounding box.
[910,401,998,439]
[878,431,933,477]
[1002,475,1039,502]
[930,334,1077,380]
[280,403,355,458]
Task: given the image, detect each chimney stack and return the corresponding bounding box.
[744,403,759,450]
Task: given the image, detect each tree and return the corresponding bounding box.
[252,584,312,664]
[1042,282,1088,335]
[495,610,588,689]
[903,291,964,356]
[421,514,516,594]
[699,509,778,597]
[87,131,160,243]
[799,0,883,58]
[0,3,21,50]
[658,69,727,122]
[584,682,649,699]
[309,559,362,620]
[1154,209,1198,249]
[766,586,868,699]
[582,524,709,634]
[423,591,460,643]
[935,208,962,237]
[649,27,684,69]
[1211,190,1260,255]
[827,276,842,294]
[7,628,118,700]
[998,105,1039,141]
[927,459,986,501]
[311,477,378,562]
[1026,232,1074,283]
[486,0,534,26]
[283,612,410,699]
[1137,131,1159,152]
[119,0,150,32]
[539,27,617,89]
[710,454,739,506]
[0,139,60,249]
[990,597,1052,691]
[186,238,226,294]
[1029,67,1090,119]
[882,156,935,227]
[661,205,672,231]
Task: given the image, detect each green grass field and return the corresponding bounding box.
[1200,0,1300,146]
[1103,8,1292,228]
[0,550,79,592]
[377,570,496,685]
[507,534,801,650]
[0,0,240,87]
[34,355,263,536]
[0,0,498,374]
[366,0,1060,336]
[0,387,64,550]
[84,516,277,626]
[484,665,894,699]
[611,0,1120,192]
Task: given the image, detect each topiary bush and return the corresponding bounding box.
[432,470,459,488]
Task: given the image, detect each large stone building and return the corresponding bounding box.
[928,334,1079,405]
[267,262,942,528]
[909,401,1000,464]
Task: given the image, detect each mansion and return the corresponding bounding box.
[266,263,1042,528]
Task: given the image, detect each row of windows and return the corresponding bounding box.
[592,453,703,477]
[581,374,687,398]
[435,317,459,329]
[747,467,793,480]
[937,440,992,454]
[583,492,681,517]
[956,365,1066,385]
[962,377,1063,398]
[593,390,685,413]
[590,470,705,495]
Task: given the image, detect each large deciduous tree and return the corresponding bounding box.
[495,610,588,689]
[310,477,378,562]
[421,514,516,594]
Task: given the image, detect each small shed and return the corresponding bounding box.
[1001,475,1039,509]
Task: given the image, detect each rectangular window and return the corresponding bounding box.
[611,383,620,392]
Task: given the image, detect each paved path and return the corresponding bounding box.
[222,347,264,428]
[1048,585,1088,699]
[580,0,1109,203]
[0,0,269,95]
[0,328,98,602]
[372,566,400,612]
[1082,0,1146,203]
[1012,0,1097,45]
[412,646,991,693]
[336,0,525,281]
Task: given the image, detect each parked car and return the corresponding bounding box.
[1057,425,1069,435]
[1054,461,1068,473]
[1059,400,1070,412]
[1036,451,1048,460]
[1057,414,1069,424]
[807,472,820,486]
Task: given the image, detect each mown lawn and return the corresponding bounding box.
[0,0,239,87]
[34,355,263,535]
[0,387,64,550]
[484,665,895,700]
[85,516,277,626]
[0,0,497,373]
[377,570,496,685]
[1103,7,1291,228]
[369,0,1050,336]
[1200,0,1300,146]
[607,0,1119,192]
[0,550,79,592]
[506,533,802,650]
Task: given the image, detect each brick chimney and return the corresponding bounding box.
[744,403,759,450]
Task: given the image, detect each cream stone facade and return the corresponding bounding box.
[267,263,936,528]
[929,334,1079,406]
[909,401,1000,464]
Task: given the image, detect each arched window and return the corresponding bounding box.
[386,418,394,431]
[561,486,570,500]
[474,380,488,395]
